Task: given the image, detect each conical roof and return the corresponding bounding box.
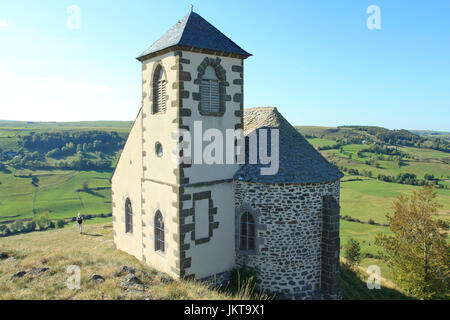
[137,10,251,60]
[234,107,343,184]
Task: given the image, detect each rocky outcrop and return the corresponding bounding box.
[9,270,26,281]
[90,274,105,284]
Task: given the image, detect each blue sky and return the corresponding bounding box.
[0,0,449,131]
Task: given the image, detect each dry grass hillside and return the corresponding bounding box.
[0,221,412,300]
[0,222,259,300]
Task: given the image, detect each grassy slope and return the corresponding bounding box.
[0,223,256,300]
[0,169,112,222]
[0,222,409,300]
[341,178,450,223]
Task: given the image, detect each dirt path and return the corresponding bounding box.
[340,257,398,290]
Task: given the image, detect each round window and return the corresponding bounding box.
[155,142,163,157]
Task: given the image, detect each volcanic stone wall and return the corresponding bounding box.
[234,179,340,300]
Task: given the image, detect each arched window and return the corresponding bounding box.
[200,65,220,113]
[240,211,255,251]
[153,66,166,114]
[154,210,164,252]
[125,198,133,234]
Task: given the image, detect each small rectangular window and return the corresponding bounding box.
[194,199,209,240]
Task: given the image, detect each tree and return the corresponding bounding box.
[34,213,50,230]
[10,220,24,233]
[375,186,449,299]
[344,238,362,266]
[56,219,66,229]
[24,221,36,232]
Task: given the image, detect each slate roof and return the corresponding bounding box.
[234,107,344,184]
[137,10,251,60]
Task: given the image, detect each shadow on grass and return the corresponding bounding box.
[340,263,414,300]
[81,233,103,237]
[77,189,105,198]
[0,167,12,174]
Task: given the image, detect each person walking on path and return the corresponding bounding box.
[77,212,83,234]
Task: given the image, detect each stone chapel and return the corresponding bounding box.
[111,8,343,300]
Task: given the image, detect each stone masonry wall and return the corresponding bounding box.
[234,180,340,300]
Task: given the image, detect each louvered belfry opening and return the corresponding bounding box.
[153,66,166,114]
[200,65,220,113]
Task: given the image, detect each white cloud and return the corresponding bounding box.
[0,21,8,27]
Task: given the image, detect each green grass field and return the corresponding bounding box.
[0,169,112,222]
[0,121,130,223]
[341,179,450,223]
[304,137,336,147]
[316,143,450,188]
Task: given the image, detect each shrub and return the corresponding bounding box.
[344,238,362,265]
[56,219,66,229]
[24,221,36,232]
[0,225,11,236]
[436,219,450,230]
[10,220,24,233]
[362,252,382,259]
[229,266,260,296]
[48,221,55,229]
[34,213,50,230]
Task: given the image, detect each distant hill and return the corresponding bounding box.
[0,120,134,129]
[411,130,450,141]
[295,125,449,153]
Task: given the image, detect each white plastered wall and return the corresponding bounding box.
[111,109,144,260]
[141,52,179,185]
[141,180,179,277]
[183,182,236,279]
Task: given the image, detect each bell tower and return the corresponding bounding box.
[134,8,251,281]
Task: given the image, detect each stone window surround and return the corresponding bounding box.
[190,191,219,245]
[235,202,265,255]
[192,57,229,117]
[121,194,135,237]
[150,62,169,115]
[154,209,165,252]
[148,205,169,258]
[125,197,133,234]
